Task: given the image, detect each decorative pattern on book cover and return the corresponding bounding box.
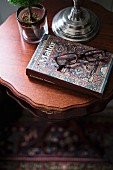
[26,34,113,97]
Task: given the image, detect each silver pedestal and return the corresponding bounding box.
[52,6,100,42]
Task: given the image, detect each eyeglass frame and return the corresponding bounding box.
[54,49,108,71]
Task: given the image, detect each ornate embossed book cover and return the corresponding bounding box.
[26,34,113,97]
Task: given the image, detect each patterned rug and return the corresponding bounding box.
[0,107,113,170]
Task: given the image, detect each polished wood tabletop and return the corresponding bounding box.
[0,0,113,120]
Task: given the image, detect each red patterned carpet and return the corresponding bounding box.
[0,86,113,170]
[0,105,113,170]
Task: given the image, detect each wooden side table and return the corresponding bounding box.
[0,0,113,121]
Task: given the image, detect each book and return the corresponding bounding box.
[26,34,113,98]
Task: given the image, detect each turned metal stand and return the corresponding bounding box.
[52,0,100,42]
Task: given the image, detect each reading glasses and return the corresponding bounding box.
[55,49,108,71]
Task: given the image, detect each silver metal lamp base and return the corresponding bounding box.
[52,6,100,42]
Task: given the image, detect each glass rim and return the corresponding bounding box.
[16,4,47,26]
